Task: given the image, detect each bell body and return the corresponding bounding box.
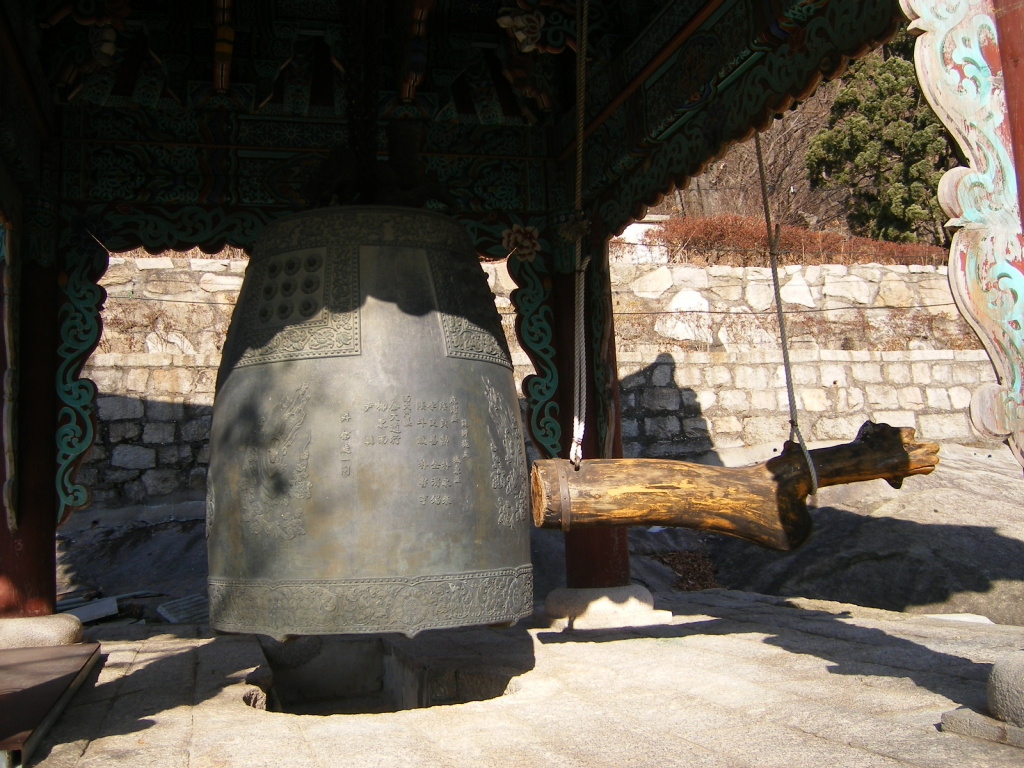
[206,206,532,638]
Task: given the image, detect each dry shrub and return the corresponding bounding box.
[113,244,248,260]
[95,303,162,353]
[645,215,946,267]
[653,550,721,591]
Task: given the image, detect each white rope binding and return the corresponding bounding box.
[568,0,590,469]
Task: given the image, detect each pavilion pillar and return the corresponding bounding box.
[992,1,1024,231]
[552,240,630,589]
[0,196,104,617]
[0,241,58,617]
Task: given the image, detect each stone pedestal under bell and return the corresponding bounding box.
[543,585,674,631]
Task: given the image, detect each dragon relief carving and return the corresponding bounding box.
[241,381,313,539]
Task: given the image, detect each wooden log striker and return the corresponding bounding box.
[531,421,939,551]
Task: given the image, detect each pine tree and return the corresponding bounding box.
[805,28,960,246]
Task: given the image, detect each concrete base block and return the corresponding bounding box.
[0,614,83,649]
[941,706,1024,748]
[989,653,1024,728]
[544,585,674,631]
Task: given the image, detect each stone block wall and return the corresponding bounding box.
[79,255,240,514]
[78,253,999,513]
[610,259,996,457]
[616,347,994,458]
[79,353,218,513]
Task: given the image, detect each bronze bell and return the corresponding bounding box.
[206,206,533,639]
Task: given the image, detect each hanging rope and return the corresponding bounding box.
[568,0,590,469]
[755,132,818,496]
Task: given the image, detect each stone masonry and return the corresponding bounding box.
[78,255,242,514]
[78,250,999,512]
[607,258,996,457]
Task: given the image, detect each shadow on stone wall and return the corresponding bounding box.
[619,352,717,461]
[77,394,212,514]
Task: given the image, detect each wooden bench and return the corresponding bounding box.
[0,643,100,768]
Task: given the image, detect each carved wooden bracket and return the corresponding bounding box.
[901,0,1024,468]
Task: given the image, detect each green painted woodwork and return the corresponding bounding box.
[508,248,562,458]
[55,222,108,522]
[0,0,911,499]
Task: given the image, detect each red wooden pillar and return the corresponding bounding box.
[0,257,58,616]
[551,243,630,589]
[993,1,1024,231]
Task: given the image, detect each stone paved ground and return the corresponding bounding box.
[31,589,1024,768]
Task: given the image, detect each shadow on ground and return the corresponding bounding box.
[29,620,538,764]
[705,504,1024,625]
[536,592,993,712]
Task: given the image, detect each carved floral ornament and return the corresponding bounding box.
[497,0,578,55]
[901,0,1024,467]
[501,222,543,261]
[498,8,546,51]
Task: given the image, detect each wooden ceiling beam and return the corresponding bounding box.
[0,5,51,139]
[558,0,724,162]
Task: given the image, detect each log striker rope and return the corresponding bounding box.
[755,132,819,496]
[569,0,590,469]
